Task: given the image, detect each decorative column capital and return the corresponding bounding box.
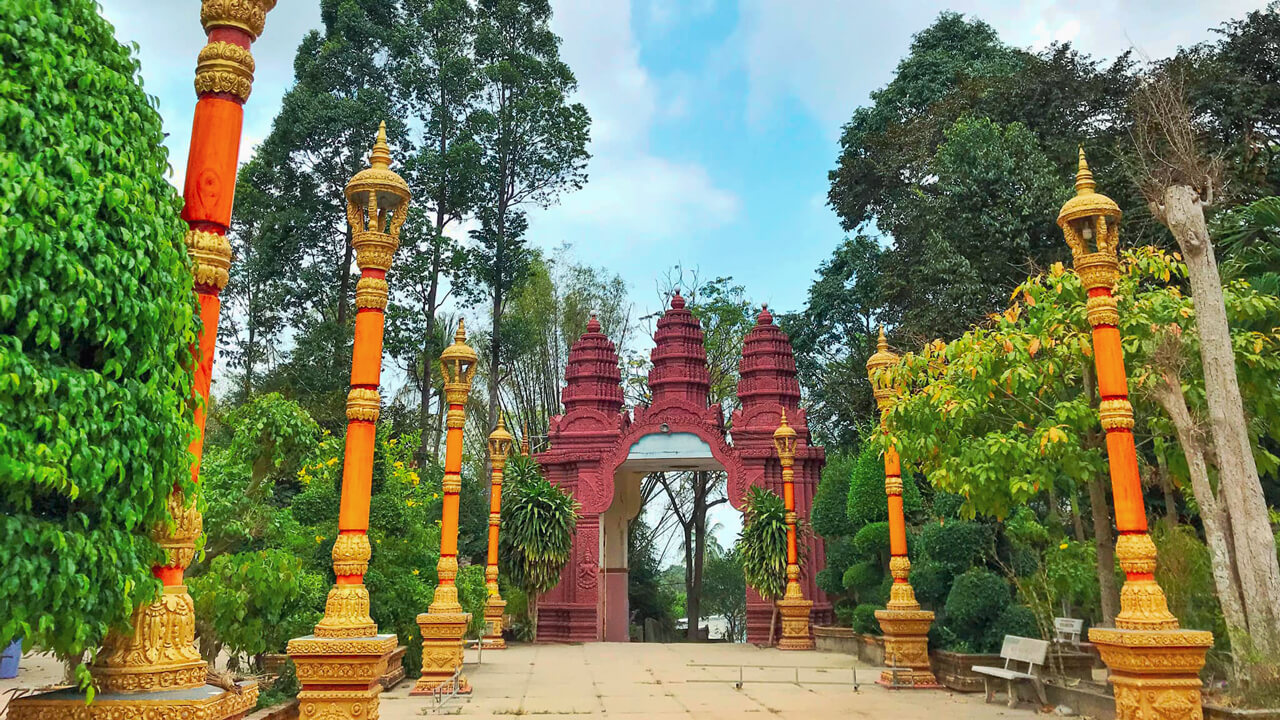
[200,0,278,40]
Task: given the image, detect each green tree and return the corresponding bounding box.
[469,0,591,437]
[498,453,579,639]
[702,545,746,642]
[0,0,195,678]
[738,486,791,645]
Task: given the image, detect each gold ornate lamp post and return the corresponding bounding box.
[483,417,515,649]
[10,2,275,718]
[286,123,409,720]
[773,411,814,650]
[866,327,938,687]
[413,322,478,694]
[1060,149,1212,720]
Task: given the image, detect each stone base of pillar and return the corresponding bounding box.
[286,633,397,720]
[484,597,507,649]
[875,608,939,688]
[412,611,472,695]
[6,683,258,720]
[1090,627,1212,720]
[777,597,814,651]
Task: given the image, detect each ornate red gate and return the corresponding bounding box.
[534,293,829,643]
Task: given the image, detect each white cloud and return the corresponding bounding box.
[528,0,740,254]
[733,0,1272,138]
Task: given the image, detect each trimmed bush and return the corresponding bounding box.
[842,561,882,593]
[816,568,844,596]
[920,520,992,574]
[944,568,1010,642]
[909,559,951,608]
[984,603,1040,650]
[852,521,891,560]
[846,441,923,527]
[851,603,881,635]
[0,0,195,667]
[813,452,856,538]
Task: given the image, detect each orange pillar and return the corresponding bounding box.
[93,0,275,700]
[414,322,478,694]
[865,327,938,687]
[483,418,515,649]
[286,124,409,720]
[773,411,814,650]
[1060,149,1211,720]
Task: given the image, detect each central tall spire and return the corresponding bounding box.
[648,290,711,405]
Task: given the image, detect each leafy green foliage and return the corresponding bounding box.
[944,568,1011,650]
[842,562,881,595]
[702,545,747,641]
[985,604,1040,650]
[189,550,325,664]
[850,604,881,636]
[628,519,674,625]
[846,441,922,527]
[499,454,578,608]
[739,486,790,602]
[0,0,196,666]
[919,521,993,575]
[812,452,856,538]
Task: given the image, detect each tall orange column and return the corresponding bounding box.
[483,418,515,649]
[9,4,276,718]
[414,323,478,694]
[1060,149,1212,720]
[286,124,409,720]
[773,411,814,650]
[865,328,938,687]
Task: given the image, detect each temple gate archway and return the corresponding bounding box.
[535,293,829,643]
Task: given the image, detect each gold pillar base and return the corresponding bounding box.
[483,597,507,649]
[286,634,397,720]
[91,585,210,693]
[875,608,939,688]
[776,597,814,651]
[411,611,472,695]
[7,683,258,720]
[1090,627,1212,720]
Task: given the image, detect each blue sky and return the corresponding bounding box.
[99,0,1268,321]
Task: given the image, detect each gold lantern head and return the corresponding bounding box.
[345,122,411,273]
[1057,147,1122,291]
[440,319,478,409]
[772,409,798,464]
[865,326,901,414]
[488,415,515,469]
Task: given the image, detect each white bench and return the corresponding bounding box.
[1054,617,1083,647]
[972,635,1049,707]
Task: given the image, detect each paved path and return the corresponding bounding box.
[380,642,1042,719]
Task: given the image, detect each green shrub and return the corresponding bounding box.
[846,441,923,527]
[910,559,952,608]
[291,481,341,527]
[824,536,858,578]
[851,604,881,635]
[1044,539,1102,621]
[0,0,197,670]
[842,561,882,593]
[852,521,891,561]
[457,563,488,635]
[813,452,856,538]
[834,603,857,628]
[739,485,789,602]
[944,568,1010,643]
[984,604,1040,650]
[920,520,992,574]
[817,568,844,596]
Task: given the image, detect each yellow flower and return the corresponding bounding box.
[394,461,405,469]
[315,535,324,544]
[412,569,420,576]
[406,499,416,507]
[327,457,338,466]
[1059,542,1069,550]
[389,438,398,446]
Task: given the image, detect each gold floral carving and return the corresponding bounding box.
[876,607,938,686]
[884,476,903,496]
[775,596,813,650]
[286,635,397,656]
[152,488,203,570]
[194,41,255,101]
[7,684,258,720]
[353,232,399,273]
[1086,293,1120,327]
[414,610,470,695]
[296,688,381,720]
[1074,252,1121,292]
[355,276,389,310]
[483,597,507,649]
[185,230,232,291]
[1100,398,1136,432]
[346,387,381,423]
[200,0,277,39]
[314,584,377,638]
[92,586,206,693]
[332,532,372,576]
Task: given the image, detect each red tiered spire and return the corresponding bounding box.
[737,304,800,410]
[648,291,711,405]
[562,314,624,415]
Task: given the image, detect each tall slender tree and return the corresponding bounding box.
[469,0,591,434]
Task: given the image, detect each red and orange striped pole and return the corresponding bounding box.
[865,331,937,687]
[88,0,276,701]
[414,322,478,694]
[1061,149,1211,720]
[483,417,515,649]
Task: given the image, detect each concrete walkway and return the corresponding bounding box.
[380,642,1044,719]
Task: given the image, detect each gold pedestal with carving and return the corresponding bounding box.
[776,596,815,651]
[287,634,397,720]
[483,596,507,650]
[412,557,472,695]
[875,555,938,687]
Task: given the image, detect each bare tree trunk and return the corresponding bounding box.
[1153,186,1280,654]
[688,472,707,641]
[1156,452,1178,528]
[1153,370,1249,675]
[333,225,353,371]
[1087,474,1120,626]
[1069,487,1087,542]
